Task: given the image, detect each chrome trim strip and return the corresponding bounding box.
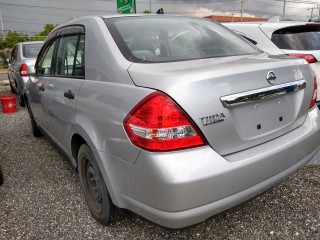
[220,80,306,108]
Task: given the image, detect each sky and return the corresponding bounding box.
[0,0,319,36]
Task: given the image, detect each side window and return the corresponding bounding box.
[55,34,85,78]
[75,35,85,77]
[36,41,56,76]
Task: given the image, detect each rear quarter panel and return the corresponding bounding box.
[71,17,155,164]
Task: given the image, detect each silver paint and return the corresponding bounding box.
[24,15,320,229]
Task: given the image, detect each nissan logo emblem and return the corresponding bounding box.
[266,71,276,85]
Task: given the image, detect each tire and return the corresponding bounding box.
[26,102,43,138]
[17,88,25,107]
[0,166,4,185]
[78,144,114,225]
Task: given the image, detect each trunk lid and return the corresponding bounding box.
[128,54,314,155]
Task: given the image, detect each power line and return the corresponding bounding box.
[0,3,115,13]
[1,20,48,26]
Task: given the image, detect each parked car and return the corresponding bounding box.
[8,41,43,106]
[223,21,320,106]
[24,15,320,229]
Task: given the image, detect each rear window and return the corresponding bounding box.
[23,43,42,58]
[104,16,259,63]
[271,25,320,51]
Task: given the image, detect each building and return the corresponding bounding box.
[205,15,269,22]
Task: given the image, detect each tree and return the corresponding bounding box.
[0,24,55,67]
[143,10,151,13]
[0,31,29,65]
[33,24,55,41]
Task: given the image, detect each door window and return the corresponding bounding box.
[55,34,85,78]
[36,41,56,76]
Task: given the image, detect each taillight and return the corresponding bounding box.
[19,64,28,77]
[123,91,207,151]
[288,54,317,64]
[309,72,318,109]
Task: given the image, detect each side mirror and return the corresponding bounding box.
[27,65,36,82]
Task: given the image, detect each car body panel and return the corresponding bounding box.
[44,77,85,154]
[97,106,320,228]
[74,80,154,163]
[128,54,313,155]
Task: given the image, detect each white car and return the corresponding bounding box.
[224,21,320,105]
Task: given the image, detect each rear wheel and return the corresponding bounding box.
[78,144,114,225]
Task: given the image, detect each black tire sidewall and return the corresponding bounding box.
[0,166,4,185]
[26,102,43,138]
[77,144,114,225]
[17,88,25,107]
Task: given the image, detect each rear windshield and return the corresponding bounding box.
[271,25,320,51]
[104,16,259,63]
[23,43,42,58]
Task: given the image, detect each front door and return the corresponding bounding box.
[29,40,57,132]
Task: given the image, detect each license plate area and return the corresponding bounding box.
[228,93,299,141]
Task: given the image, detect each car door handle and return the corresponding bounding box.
[64,90,75,100]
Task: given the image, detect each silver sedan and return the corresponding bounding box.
[8,41,43,106]
[24,15,320,229]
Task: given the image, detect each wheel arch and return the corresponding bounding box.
[70,129,119,206]
[71,133,86,164]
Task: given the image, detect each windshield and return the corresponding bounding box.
[104,16,260,63]
[23,43,42,58]
[271,25,320,51]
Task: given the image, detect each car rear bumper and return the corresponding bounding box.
[98,106,320,229]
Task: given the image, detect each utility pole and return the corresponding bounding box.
[0,9,4,40]
[240,0,247,22]
[282,0,286,20]
[149,0,151,12]
[308,6,316,21]
[231,13,235,22]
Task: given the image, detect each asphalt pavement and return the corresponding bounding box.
[0,82,319,239]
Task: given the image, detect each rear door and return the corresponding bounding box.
[44,26,85,153]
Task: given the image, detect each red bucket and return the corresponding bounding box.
[0,94,16,114]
